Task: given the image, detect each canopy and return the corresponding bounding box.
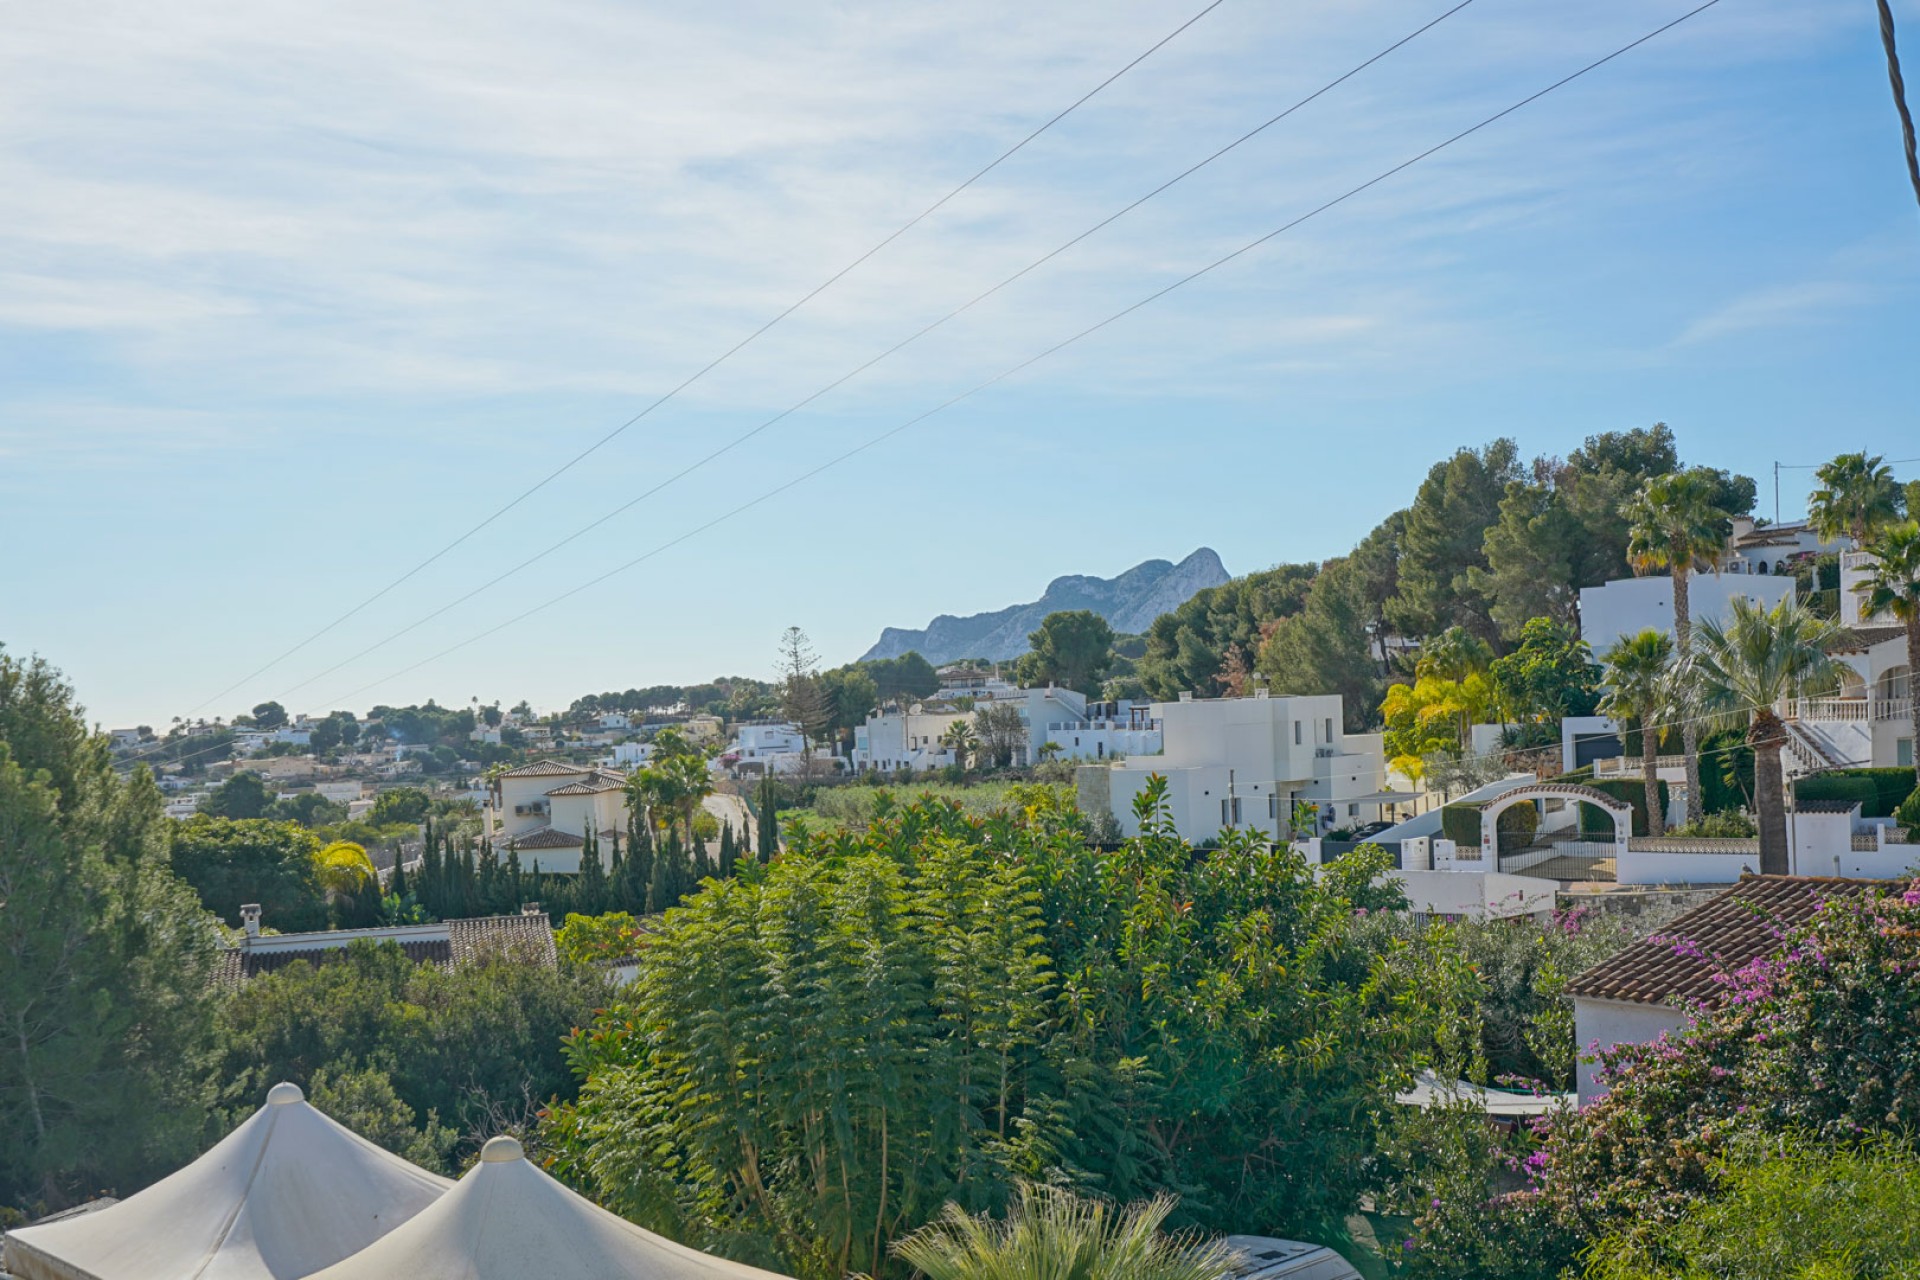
[305,1135,795,1280]
[3,1083,450,1280]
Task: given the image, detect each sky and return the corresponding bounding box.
[3,0,1917,729]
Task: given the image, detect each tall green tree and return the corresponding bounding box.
[1856,519,1920,786]
[169,816,326,929]
[1690,596,1843,873]
[1486,617,1599,725]
[0,649,223,1209]
[1598,629,1677,838]
[1257,535,1398,731]
[1134,564,1318,700]
[1016,611,1115,696]
[1625,468,1735,824]
[1387,440,1522,642]
[201,769,273,820]
[1809,451,1903,547]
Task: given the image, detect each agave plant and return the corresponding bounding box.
[892,1184,1233,1280]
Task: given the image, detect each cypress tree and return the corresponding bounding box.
[718,821,736,879]
[388,849,409,903]
[578,827,607,915]
[505,847,523,909]
[420,829,444,919]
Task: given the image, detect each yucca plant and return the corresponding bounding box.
[892,1184,1233,1280]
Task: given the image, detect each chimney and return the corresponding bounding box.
[240,903,261,941]
[1178,691,1194,703]
[521,902,544,917]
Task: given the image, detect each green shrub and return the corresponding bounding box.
[1792,768,1915,817]
[1898,787,1920,838]
[1667,810,1758,839]
[1579,778,1667,837]
[1441,803,1482,846]
[1793,773,1880,813]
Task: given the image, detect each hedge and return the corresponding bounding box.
[1440,803,1480,846]
[1579,777,1669,838]
[1439,800,1540,848]
[1793,770,1913,817]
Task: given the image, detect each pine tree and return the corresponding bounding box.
[505,845,522,910]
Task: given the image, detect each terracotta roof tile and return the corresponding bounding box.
[1565,875,1883,1008]
[498,759,588,778]
[508,826,584,849]
[1827,624,1906,654]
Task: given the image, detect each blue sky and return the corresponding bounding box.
[3,0,1917,729]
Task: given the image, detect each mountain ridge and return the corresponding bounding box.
[859,548,1230,665]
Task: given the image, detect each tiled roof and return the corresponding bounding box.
[214,914,554,987]
[544,773,624,796]
[498,759,587,778]
[1797,799,1866,815]
[1827,624,1907,654]
[447,912,558,967]
[1565,875,1882,1008]
[510,826,584,849]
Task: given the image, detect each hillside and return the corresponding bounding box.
[860,548,1230,665]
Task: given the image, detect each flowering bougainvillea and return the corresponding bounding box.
[1395,882,1920,1278]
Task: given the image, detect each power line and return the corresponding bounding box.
[266,0,1483,703]
[172,0,1232,719]
[301,0,1730,713]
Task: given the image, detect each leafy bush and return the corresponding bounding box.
[543,786,1461,1278]
[213,940,609,1171]
[1415,885,1920,1274]
[1584,1137,1920,1280]
[1900,786,1920,838]
[1441,801,1539,850]
[1792,772,1882,814]
[1698,728,1754,814]
[1666,810,1758,839]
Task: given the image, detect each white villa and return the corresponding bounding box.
[483,759,629,872]
[1079,689,1395,845]
[851,670,1161,773]
[1578,570,1795,656]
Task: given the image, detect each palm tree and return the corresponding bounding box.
[1626,469,1733,824]
[1808,451,1902,548]
[1599,629,1677,838]
[940,719,977,769]
[314,840,379,921]
[892,1184,1231,1280]
[1857,519,1920,787]
[1690,596,1844,874]
[661,751,714,848]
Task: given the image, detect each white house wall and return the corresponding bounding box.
[1573,997,1690,1103]
[1578,572,1794,654]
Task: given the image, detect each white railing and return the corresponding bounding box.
[1842,551,1878,571]
[1785,696,1913,723]
[1593,755,1687,777]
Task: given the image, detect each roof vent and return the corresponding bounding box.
[240,903,261,940]
[1178,691,1194,703]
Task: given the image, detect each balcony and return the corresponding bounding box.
[1785,696,1913,724]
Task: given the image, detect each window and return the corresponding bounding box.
[1901,738,1915,768]
[1324,717,1334,743]
[1293,721,1302,745]
[1220,797,1242,826]
[1268,794,1279,819]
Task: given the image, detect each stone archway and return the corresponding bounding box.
[1477,783,1633,863]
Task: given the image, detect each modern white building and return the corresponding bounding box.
[851,681,1161,773]
[1081,690,1391,845]
[1722,515,1847,577]
[1578,570,1795,656]
[483,759,629,873]
[719,721,810,775]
